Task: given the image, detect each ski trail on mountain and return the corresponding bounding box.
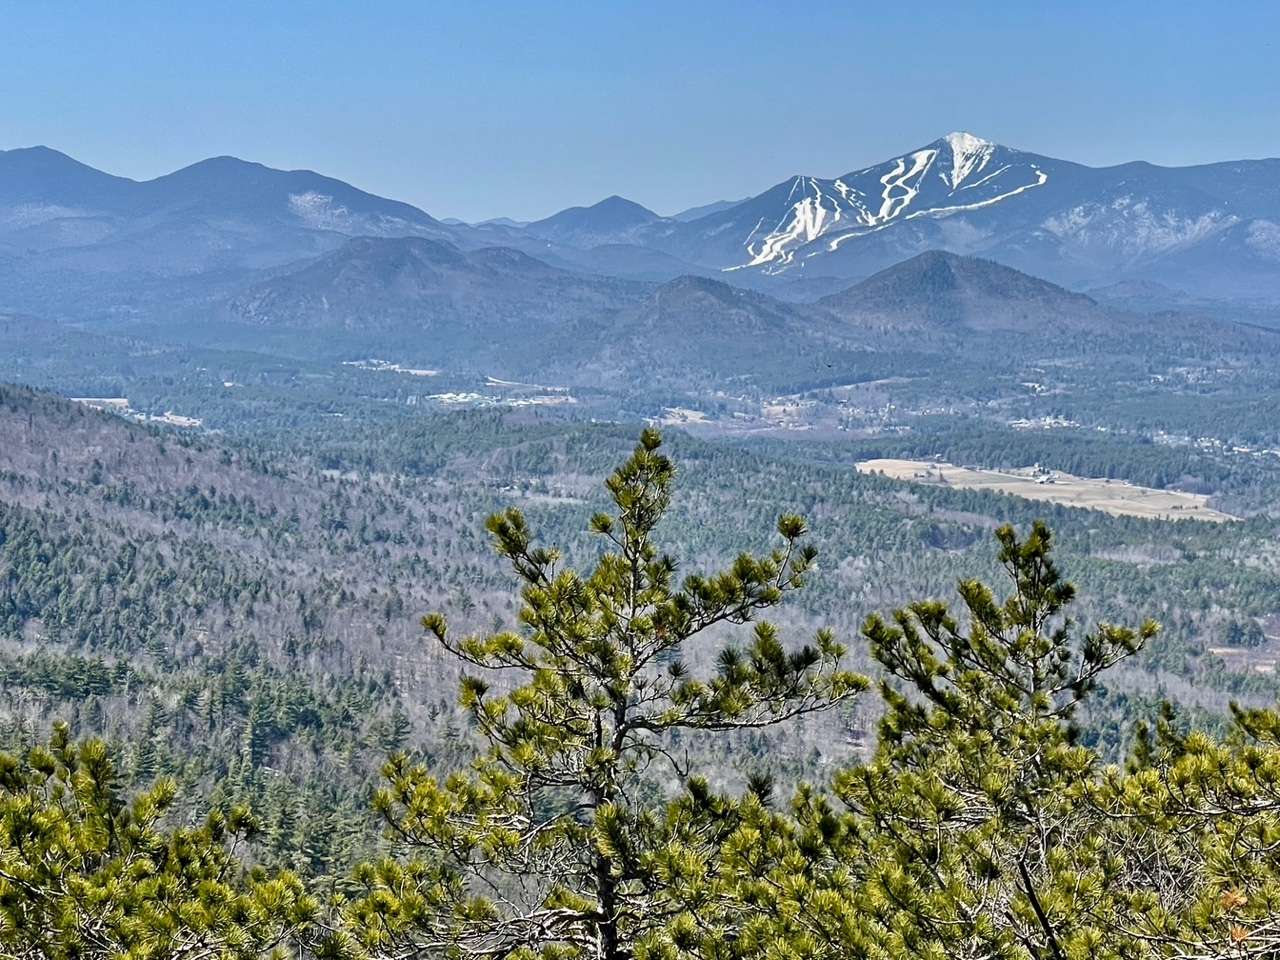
[877,149,936,220]
[733,135,1051,272]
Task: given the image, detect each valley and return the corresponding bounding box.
[2,129,1280,905]
[9,8,1280,956]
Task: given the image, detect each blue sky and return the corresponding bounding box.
[2,1,1278,221]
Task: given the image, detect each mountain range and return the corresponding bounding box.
[1,133,1278,406]
[195,235,1270,392]
[2,133,1278,323]
[535,132,1280,299]
[220,235,859,387]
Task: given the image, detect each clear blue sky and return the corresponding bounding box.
[2,1,1278,221]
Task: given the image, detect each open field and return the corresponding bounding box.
[856,458,1240,522]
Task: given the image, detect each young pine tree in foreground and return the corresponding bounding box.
[640,521,1155,959]
[347,429,865,960]
[17,448,1280,959]
[652,522,1280,960]
[0,722,321,960]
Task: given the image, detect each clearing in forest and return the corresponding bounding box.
[856,458,1240,523]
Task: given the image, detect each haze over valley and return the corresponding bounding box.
[5,124,1280,784]
[4,6,1280,953]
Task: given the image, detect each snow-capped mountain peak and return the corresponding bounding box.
[942,130,992,151]
[731,133,1048,272]
[940,131,996,188]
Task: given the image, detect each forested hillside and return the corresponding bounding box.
[6,12,1280,956]
[4,383,1280,887]
[6,433,1280,959]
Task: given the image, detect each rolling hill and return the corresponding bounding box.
[221,237,853,388]
[819,251,1104,333]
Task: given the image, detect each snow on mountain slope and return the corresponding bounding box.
[727,133,1049,273]
[619,131,1280,297]
[1039,195,1234,260]
[6,137,1279,308]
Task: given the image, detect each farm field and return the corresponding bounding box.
[855,458,1240,522]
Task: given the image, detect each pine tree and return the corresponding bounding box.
[0,723,324,958]
[347,430,864,960]
[646,523,1209,960]
[133,696,168,782]
[831,521,1156,958]
[242,693,272,770]
[381,702,411,754]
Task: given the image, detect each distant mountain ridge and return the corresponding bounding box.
[513,132,1280,298]
[524,195,663,246]
[624,133,1280,297]
[0,144,451,277]
[214,234,1275,391]
[668,198,747,222]
[0,145,445,233]
[228,235,634,337]
[2,134,1278,321]
[221,235,850,387]
[698,132,1052,273]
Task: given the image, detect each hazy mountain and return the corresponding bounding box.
[221,236,866,388]
[225,236,1235,391]
[0,146,139,216]
[544,243,717,283]
[1136,217,1280,299]
[610,138,1279,299]
[4,137,1279,328]
[816,251,1280,362]
[1175,158,1280,219]
[819,251,1103,333]
[624,133,1280,299]
[0,147,446,242]
[668,198,747,222]
[226,236,638,367]
[0,146,479,323]
[652,134,1051,270]
[1088,278,1280,329]
[602,275,861,385]
[0,146,458,307]
[524,195,665,247]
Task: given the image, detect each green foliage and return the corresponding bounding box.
[8,384,1280,958]
[0,722,322,960]
[643,524,1280,960]
[348,431,864,959]
[5,382,1280,883]
[1220,618,1267,649]
[11,418,1280,959]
